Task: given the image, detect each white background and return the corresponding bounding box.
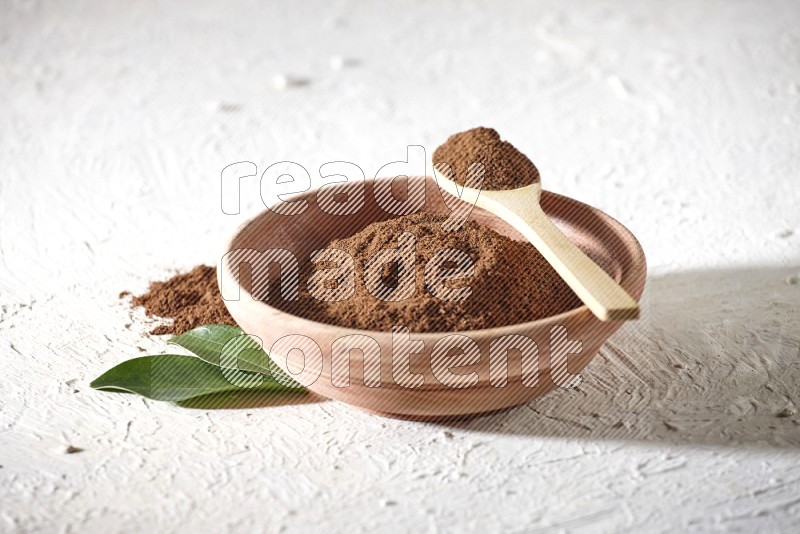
[2,0,799,532]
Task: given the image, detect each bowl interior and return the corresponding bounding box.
[225,175,643,329]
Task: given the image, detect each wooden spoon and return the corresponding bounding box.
[432,164,639,321]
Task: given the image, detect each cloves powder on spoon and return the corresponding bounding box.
[432,126,639,321]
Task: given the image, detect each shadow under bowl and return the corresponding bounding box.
[220,176,646,419]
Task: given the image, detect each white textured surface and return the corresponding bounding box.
[2,1,800,532]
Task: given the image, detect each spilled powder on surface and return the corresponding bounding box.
[129,265,235,335]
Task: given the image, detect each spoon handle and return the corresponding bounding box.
[506,202,639,321]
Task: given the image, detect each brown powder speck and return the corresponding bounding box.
[130,265,235,335]
[432,127,540,190]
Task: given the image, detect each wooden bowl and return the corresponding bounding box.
[220,176,646,419]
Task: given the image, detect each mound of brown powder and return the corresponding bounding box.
[275,213,581,332]
[432,127,540,190]
[129,265,235,335]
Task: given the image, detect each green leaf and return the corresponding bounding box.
[90,355,302,402]
[176,389,314,410]
[169,324,302,388]
[169,325,248,366]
